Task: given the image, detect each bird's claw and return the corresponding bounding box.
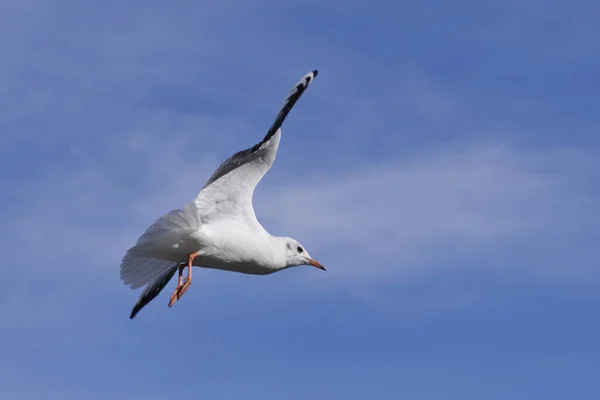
[168,278,192,308]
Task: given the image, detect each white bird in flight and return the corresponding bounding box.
[120,70,324,319]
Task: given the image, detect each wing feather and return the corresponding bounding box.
[119,203,200,288]
[195,70,319,223]
[201,70,318,189]
[129,264,179,319]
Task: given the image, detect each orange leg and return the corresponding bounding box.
[168,252,199,307]
[168,264,185,307]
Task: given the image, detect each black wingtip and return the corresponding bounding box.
[130,302,142,319]
[261,70,319,141]
[127,264,179,321]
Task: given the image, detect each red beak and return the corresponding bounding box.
[308,259,326,271]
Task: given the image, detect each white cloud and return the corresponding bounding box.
[6,136,596,334]
[257,142,600,283]
[6,134,597,289]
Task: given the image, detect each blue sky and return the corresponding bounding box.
[1,0,600,398]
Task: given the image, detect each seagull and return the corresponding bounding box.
[120,70,324,319]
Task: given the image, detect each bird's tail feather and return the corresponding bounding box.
[120,253,178,289]
[129,264,179,319]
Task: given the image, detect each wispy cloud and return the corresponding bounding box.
[259,141,600,283]
[6,133,598,288]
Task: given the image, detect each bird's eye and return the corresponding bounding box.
[297,246,304,253]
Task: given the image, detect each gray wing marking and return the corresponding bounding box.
[202,70,318,189]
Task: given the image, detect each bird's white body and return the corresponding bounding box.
[191,219,286,275]
[120,71,321,318]
[133,219,283,275]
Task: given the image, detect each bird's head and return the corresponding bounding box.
[281,238,326,271]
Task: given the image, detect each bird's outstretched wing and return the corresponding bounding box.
[194,70,318,224]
